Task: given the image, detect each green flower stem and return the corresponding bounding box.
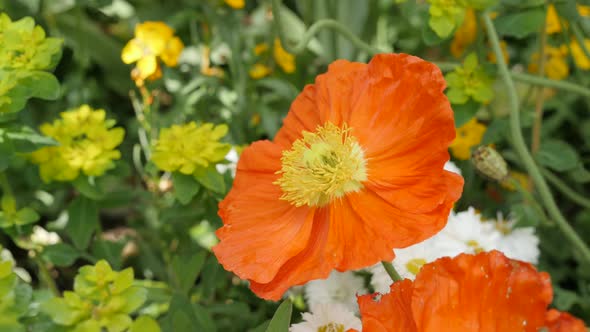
[35,255,59,296]
[381,261,403,283]
[531,13,548,155]
[270,0,385,55]
[542,168,590,210]
[482,13,590,265]
[436,62,590,98]
[572,24,590,64]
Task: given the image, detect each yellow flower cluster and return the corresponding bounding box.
[121,21,184,86]
[528,45,569,80]
[151,122,231,175]
[30,105,125,182]
[571,39,590,70]
[450,118,487,160]
[249,38,295,79]
[224,0,245,9]
[546,4,590,35]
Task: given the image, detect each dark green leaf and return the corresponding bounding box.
[65,196,99,250]
[172,172,200,205]
[511,203,541,227]
[72,176,105,200]
[535,140,580,172]
[171,251,207,294]
[194,166,225,194]
[42,243,80,266]
[495,8,545,38]
[4,126,57,153]
[91,240,125,270]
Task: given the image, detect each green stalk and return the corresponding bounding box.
[381,261,402,283]
[270,0,384,55]
[542,168,590,210]
[482,13,590,265]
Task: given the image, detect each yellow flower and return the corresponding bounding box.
[571,39,590,70]
[579,4,590,17]
[528,45,569,80]
[273,38,295,73]
[249,63,272,79]
[224,0,244,9]
[254,43,269,55]
[487,40,509,64]
[500,171,531,192]
[151,122,231,175]
[450,118,486,160]
[546,4,562,35]
[121,21,184,85]
[30,105,124,182]
[450,8,477,58]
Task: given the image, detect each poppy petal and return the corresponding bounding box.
[357,279,417,332]
[213,141,314,284]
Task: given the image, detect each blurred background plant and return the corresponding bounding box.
[0,0,590,330]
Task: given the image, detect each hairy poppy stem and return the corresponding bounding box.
[270,0,385,55]
[381,261,403,283]
[482,13,590,266]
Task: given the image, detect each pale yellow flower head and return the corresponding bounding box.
[30,105,125,182]
[273,38,295,73]
[121,21,184,85]
[528,45,569,80]
[249,63,272,79]
[450,118,487,160]
[151,122,231,175]
[571,39,590,70]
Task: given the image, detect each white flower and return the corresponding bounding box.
[30,226,60,247]
[494,212,540,264]
[210,43,231,65]
[1,248,31,283]
[216,148,239,177]
[370,232,465,293]
[304,271,366,314]
[290,303,362,332]
[438,207,503,254]
[444,161,462,175]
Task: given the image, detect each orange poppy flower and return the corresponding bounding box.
[212,53,464,300]
[544,309,587,332]
[356,251,586,332]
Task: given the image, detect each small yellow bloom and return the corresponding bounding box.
[121,21,184,85]
[528,45,569,80]
[450,118,487,160]
[224,0,244,9]
[578,4,590,17]
[571,39,590,70]
[30,105,124,182]
[151,122,231,175]
[487,40,509,64]
[249,63,272,79]
[500,171,531,192]
[450,8,477,58]
[273,38,295,73]
[254,43,269,56]
[546,4,563,35]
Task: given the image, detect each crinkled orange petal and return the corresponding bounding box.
[250,207,343,300]
[544,309,587,332]
[274,59,364,148]
[411,251,553,332]
[357,279,417,332]
[213,141,314,284]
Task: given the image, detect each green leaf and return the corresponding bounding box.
[194,166,226,194]
[535,140,580,172]
[72,176,105,200]
[422,22,448,46]
[4,126,58,153]
[172,172,200,205]
[429,15,455,38]
[42,243,80,267]
[265,300,292,332]
[511,203,541,227]
[161,294,215,332]
[130,316,161,332]
[65,196,99,250]
[19,71,61,100]
[451,101,479,127]
[91,240,125,270]
[171,252,207,295]
[495,7,545,38]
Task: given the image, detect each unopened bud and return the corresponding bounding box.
[472,146,509,182]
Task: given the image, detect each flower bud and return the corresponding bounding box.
[472,145,509,182]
